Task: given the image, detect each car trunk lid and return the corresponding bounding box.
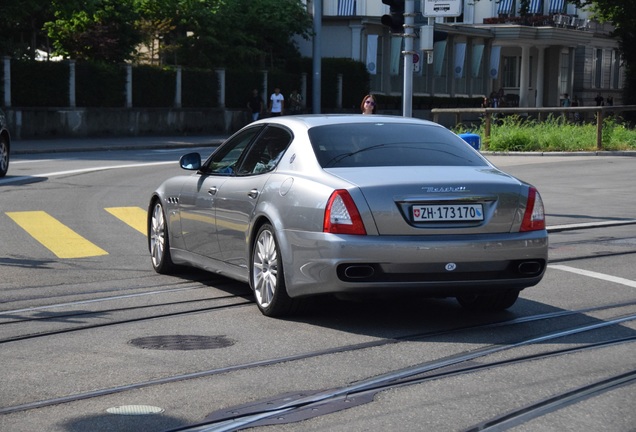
[324,166,526,235]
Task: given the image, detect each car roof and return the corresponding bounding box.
[251,114,444,129]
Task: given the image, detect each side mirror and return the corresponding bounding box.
[179,153,201,170]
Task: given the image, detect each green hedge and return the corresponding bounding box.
[375,95,483,110]
[224,69,264,109]
[182,68,218,108]
[11,60,68,107]
[132,65,175,107]
[287,57,371,111]
[3,59,481,111]
[76,62,126,107]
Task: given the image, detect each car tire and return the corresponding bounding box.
[456,289,520,312]
[0,134,9,177]
[149,200,175,274]
[251,223,297,317]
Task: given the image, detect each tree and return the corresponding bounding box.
[2,0,312,69]
[220,0,313,69]
[0,0,56,60]
[44,0,143,63]
[570,0,636,107]
[135,0,312,69]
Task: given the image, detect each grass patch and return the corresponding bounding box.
[454,115,636,152]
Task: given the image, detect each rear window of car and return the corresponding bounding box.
[308,123,488,168]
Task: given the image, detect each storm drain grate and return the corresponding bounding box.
[129,335,235,351]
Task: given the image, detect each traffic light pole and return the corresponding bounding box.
[402,0,415,117]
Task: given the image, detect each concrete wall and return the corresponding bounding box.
[3,107,248,139]
[2,106,473,140]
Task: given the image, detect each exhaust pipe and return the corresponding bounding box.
[344,265,375,279]
[518,261,542,275]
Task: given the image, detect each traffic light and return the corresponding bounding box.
[381,0,405,34]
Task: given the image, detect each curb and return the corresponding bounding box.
[481,150,636,157]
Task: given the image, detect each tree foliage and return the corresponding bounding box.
[0,0,55,59]
[0,0,312,69]
[45,0,143,63]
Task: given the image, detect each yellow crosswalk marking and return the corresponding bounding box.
[6,211,109,259]
[105,206,147,234]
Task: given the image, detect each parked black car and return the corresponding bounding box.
[0,110,9,177]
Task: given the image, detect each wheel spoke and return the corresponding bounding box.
[150,203,165,267]
[0,140,8,172]
[253,228,279,308]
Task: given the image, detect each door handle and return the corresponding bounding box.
[208,186,218,196]
[247,189,259,199]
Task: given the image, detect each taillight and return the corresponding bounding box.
[323,189,367,235]
[520,187,546,232]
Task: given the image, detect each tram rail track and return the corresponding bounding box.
[1,302,634,419]
[175,338,636,432]
[0,296,253,344]
[162,313,636,431]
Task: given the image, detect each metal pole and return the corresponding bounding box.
[3,56,10,108]
[312,0,322,114]
[596,108,603,150]
[68,60,76,108]
[402,0,415,117]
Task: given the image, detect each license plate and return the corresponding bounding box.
[412,204,483,222]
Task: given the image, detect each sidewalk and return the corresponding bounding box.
[12,135,228,155]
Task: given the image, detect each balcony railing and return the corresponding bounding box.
[482,14,612,34]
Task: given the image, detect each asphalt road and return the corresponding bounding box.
[0,142,635,432]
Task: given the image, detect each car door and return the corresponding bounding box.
[179,126,264,259]
[215,125,293,268]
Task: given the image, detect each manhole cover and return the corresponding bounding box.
[107,405,164,415]
[129,335,235,351]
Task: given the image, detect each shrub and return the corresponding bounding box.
[453,114,636,151]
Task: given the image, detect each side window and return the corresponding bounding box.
[202,126,263,175]
[236,126,292,175]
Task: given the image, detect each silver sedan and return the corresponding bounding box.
[147,115,548,317]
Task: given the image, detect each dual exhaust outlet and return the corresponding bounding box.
[341,260,544,280]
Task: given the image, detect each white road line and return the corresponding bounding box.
[0,160,175,185]
[548,220,636,232]
[549,264,636,288]
[10,159,56,164]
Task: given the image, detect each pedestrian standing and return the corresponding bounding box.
[289,89,303,114]
[594,92,604,106]
[269,87,284,116]
[360,94,377,114]
[561,93,571,107]
[247,89,264,122]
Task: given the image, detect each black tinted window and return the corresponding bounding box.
[309,123,488,168]
[237,126,292,175]
[203,126,263,175]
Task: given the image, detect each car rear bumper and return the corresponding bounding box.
[281,230,548,298]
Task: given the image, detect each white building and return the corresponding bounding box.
[297,0,624,107]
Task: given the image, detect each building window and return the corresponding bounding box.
[594,48,603,88]
[502,56,518,88]
[560,51,570,95]
[502,55,533,89]
[611,50,621,89]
